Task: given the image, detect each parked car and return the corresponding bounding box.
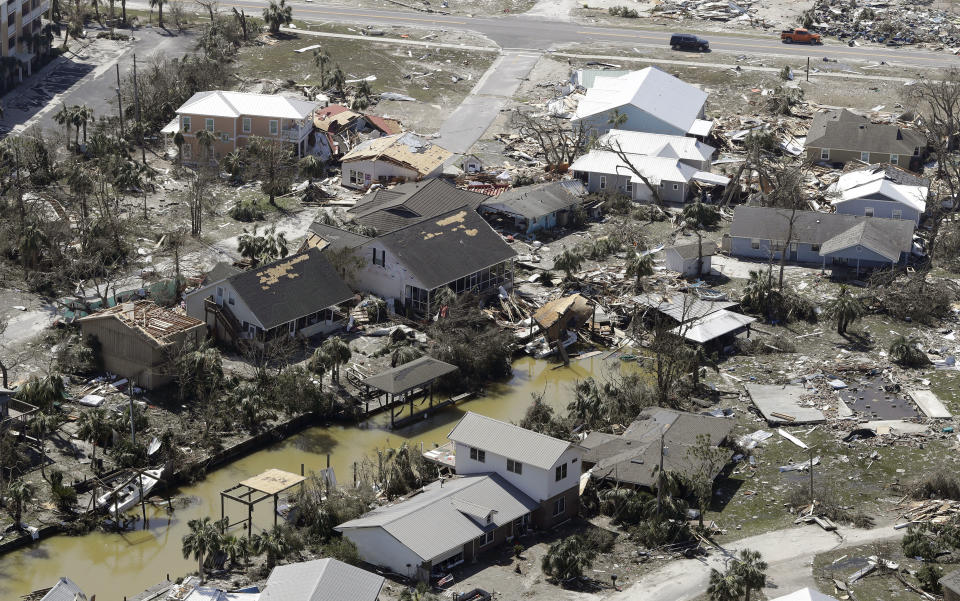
[670,33,710,52]
[781,28,822,44]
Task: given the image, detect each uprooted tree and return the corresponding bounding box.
[510,109,588,170]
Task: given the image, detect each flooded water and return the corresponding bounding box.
[0,355,631,599]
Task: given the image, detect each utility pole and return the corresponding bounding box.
[115,64,124,138]
[806,57,810,82]
[132,54,146,166]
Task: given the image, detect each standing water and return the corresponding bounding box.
[0,355,629,598]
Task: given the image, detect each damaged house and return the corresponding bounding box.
[570,150,725,204]
[805,109,926,169]
[347,178,487,234]
[727,206,915,272]
[184,248,355,344]
[478,180,593,233]
[340,132,452,190]
[597,130,716,171]
[314,104,403,160]
[826,164,929,224]
[581,407,734,490]
[77,300,205,389]
[572,67,713,138]
[636,291,754,345]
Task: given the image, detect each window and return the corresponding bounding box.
[205,118,214,132]
[242,117,251,133]
[914,147,921,156]
[269,120,279,135]
[672,183,679,191]
[372,248,385,267]
[751,238,760,250]
[865,207,874,217]
[469,447,486,463]
[182,116,191,133]
[890,154,899,165]
[811,244,820,252]
[476,531,495,547]
[552,497,566,517]
[221,132,230,142]
[555,463,567,481]
[507,459,522,474]
[228,292,235,306]
[893,209,902,219]
[625,181,632,193]
[860,151,870,162]
[820,148,829,160]
[215,286,224,303]
[599,175,606,190]
[349,170,357,185]
[790,242,798,251]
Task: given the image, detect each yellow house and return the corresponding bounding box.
[168,91,321,164]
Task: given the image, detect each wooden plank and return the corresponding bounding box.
[778,428,808,449]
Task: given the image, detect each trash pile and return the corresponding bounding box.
[895,498,960,527]
[811,0,960,49]
[653,0,757,23]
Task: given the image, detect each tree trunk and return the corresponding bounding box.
[157,0,163,28]
[121,0,126,23]
[696,231,703,278]
[0,359,8,388]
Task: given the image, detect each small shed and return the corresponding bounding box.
[532,294,594,341]
[665,241,717,277]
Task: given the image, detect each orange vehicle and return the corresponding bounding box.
[781,28,822,44]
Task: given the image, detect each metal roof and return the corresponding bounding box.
[769,588,840,601]
[260,559,384,601]
[634,292,735,323]
[40,578,87,601]
[671,309,755,343]
[828,165,928,213]
[597,130,714,163]
[362,356,458,395]
[667,241,718,260]
[480,180,586,220]
[336,474,538,562]
[570,150,698,184]
[447,412,575,470]
[177,91,319,120]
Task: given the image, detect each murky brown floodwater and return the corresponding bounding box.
[1,355,634,599]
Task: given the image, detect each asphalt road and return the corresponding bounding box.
[201,2,960,68]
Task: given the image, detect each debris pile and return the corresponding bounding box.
[811,0,960,49]
[653,0,757,23]
[895,498,960,528]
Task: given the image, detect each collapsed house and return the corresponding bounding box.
[581,407,734,489]
[340,132,452,190]
[572,67,713,138]
[805,109,926,169]
[727,206,915,272]
[826,164,929,224]
[77,300,205,389]
[314,104,404,160]
[478,180,593,233]
[184,249,355,344]
[635,291,754,345]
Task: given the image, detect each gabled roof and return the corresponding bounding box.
[635,292,734,323]
[226,248,354,329]
[668,241,718,260]
[205,261,242,284]
[573,67,707,134]
[480,180,587,220]
[769,588,840,601]
[336,474,538,562]
[260,559,384,601]
[730,206,914,261]
[806,109,925,155]
[448,412,576,470]
[304,223,373,252]
[598,130,715,163]
[177,91,319,120]
[40,577,87,601]
[375,207,517,290]
[819,220,905,262]
[349,179,487,234]
[581,407,733,489]
[363,356,458,395]
[570,150,698,184]
[672,309,755,343]
[341,132,452,176]
[364,114,403,135]
[828,165,928,213]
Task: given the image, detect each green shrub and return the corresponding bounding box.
[917,563,943,594]
[229,200,265,222]
[902,526,937,560]
[609,5,639,17]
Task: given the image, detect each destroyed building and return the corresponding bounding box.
[340,132,452,190]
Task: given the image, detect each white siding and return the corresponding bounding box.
[184,280,264,329]
[545,447,584,500]
[453,442,582,502]
[341,158,419,189]
[339,526,423,578]
[350,242,429,302]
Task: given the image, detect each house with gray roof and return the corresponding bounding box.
[448,412,583,529]
[581,407,734,490]
[259,558,384,601]
[805,109,926,169]
[826,164,930,224]
[347,179,487,235]
[336,473,539,582]
[478,180,592,234]
[728,206,914,272]
[664,241,717,277]
[39,577,87,601]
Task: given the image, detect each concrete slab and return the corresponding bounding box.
[745,384,826,425]
[907,389,953,419]
[865,420,930,435]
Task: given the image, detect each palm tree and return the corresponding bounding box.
[553,249,582,280]
[195,129,217,164]
[76,408,109,471]
[308,346,329,387]
[18,223,47,272]
[221,534,249,569]
[237,226,289,267]
[173,131,185,166]
[262,0,292,34]
[312,47,331,89]
[568,379,603,428]
[329,66,346,97]
[28,412,58,481]
[390,346,421,368]
[540,535,596,585]
[889,334,929,367]
[149,0,165,28]
[828,285,864,335]
[625,251,654,292]
[73,105,93,145]
[181,516,223,583]
[222,150,245,184]
[5,479,33,529]
[298,154,325,184]
[607,108,627,129]
[740,270,771,315]
[320,336,351,384]
[54,104,74,148]
[707,566,741,601]
[351,80,374,111]
[251,525,288,569]
[731,549,767,601]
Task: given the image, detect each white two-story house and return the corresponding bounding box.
[448,412,583,528]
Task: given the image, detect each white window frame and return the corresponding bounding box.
[625,180,632,193]
[477,531,495,547]
[751,238,760,250]
[507,459,522,474]
[182,116,191,133]
[269,120,279,136]
[555,463,567,482]
[598,175,606,190]
[672,183,679,191]
[865,207,874,217]
[860,151,870,162]
[228,292,236,306]
[553,497,566,517]
[890,154,899,165]
[242,117,252,133]
[892,209,902,219]
[469,447,486,463]
[820,148,829,160]
[205,118,214,132]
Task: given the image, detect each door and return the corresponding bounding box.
[790,242,798,262]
